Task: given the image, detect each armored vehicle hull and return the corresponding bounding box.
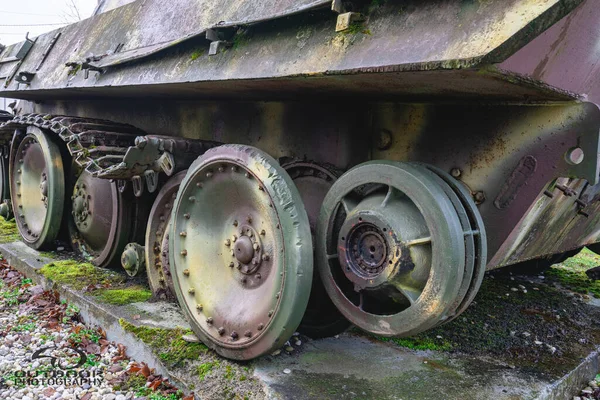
[0,0,598,359]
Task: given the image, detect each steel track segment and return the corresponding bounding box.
[316,160,465,337]
[282,160,350,338]
[169,144,313,360]
[9,126,65,249]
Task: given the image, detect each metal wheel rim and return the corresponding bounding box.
[170,144,312,360]
[0,153,9,202]
[411,164,476,324]
[145,170,187,300]
[68,169,132,267]
[421,164,487,323]
[316,161,465,337]
[10,127,64,249]
[283,161,350,338]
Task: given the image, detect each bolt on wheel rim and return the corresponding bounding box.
[10,127,64,249]
[317,161,466,337]
[170,144,312,360]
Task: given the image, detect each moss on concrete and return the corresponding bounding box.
[0,216,20,243]
[39,260,125,290]
[376,335,452,351]
[196,361,219,381]
[119,319,208,367]
[547,248,600,297]
[94,286,152,305]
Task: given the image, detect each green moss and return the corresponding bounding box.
[344,22,370,35]
[39,260,125,290]
[113,371,147,392]
[544,248,600,297]
[376,335,453,351]
[94,286,152,305]
[232,30,250,50]
[67,64,81,77]
[119,319,208,367]
[0,216,20,243]
[196,361,219,381]
[190,49,204,61]
[38,251,57,259]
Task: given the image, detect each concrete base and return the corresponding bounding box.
[1,241,598,400]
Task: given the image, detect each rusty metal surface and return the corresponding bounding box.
[371,102,600,267]
[0,0,583,101]
[7,99,600,268]
[499,0,600,106]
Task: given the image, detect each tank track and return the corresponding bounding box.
[0,113,219,193]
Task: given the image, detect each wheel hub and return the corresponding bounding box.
[347,224,388,275]
[230,225,264,275]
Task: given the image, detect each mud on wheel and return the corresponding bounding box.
[169,144,313,360]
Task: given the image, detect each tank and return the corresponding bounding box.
[0,0,598,360]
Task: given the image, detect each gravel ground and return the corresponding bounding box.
[0,260,191,400]
[575,374,600,399]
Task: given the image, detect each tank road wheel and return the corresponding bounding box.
[68,169,133,267]
[282,161,350,338]
[145,170,187,300]
[316,161,471,337]
[415,164,487,325]
[169,144,312,360]
[10,127,64,249]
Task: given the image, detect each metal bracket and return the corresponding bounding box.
[15,71,35,85]
[336,12,365,32]
[208,40,233,56]
[132,175,144,197]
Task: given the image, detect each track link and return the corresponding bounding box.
[0,113,219,192]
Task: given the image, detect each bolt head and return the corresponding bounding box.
[196,304,203,311]
[230,331,238,339]
[450,168,462,178]
[183,269,190,276]
[218,327,225,335]
[188,288,195,294]
[244,331,252,338]
[262,254,270,261]
[224,239,231,247]
[206,317,213,324]
[257,323,264,330]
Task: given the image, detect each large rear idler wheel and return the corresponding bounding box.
[68,168,133,268]
[145,170,187,300]
[169,144,313,360]
[10,127,64,249]
[282,161,350,338]
[316,161,466,337]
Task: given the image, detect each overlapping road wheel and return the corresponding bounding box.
[10,127,64,249]
[145,170,187,300]
[316,161,471,337]
[283,161,350,338]
[169,144,313,360]
[68,168,133,268]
